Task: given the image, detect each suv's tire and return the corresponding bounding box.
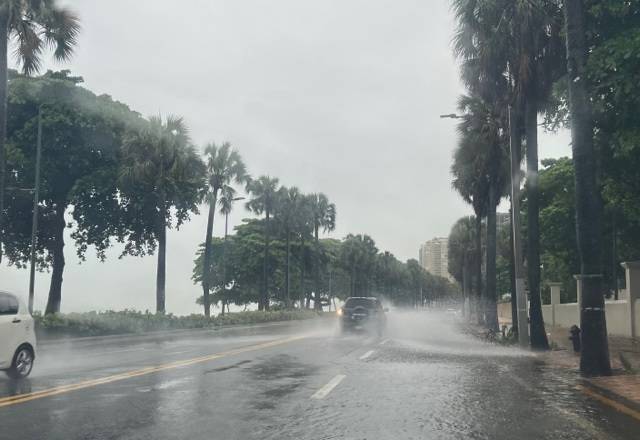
[7,345,34,379]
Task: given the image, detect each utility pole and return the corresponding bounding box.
[508,105,529,347]
[28,108,43,314]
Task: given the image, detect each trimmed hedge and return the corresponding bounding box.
[34,309,323,339]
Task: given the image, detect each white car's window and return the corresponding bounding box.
[0,293,19,316]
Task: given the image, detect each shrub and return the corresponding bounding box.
[33,309,322,340]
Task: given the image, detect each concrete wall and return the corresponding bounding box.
[553,303,580,329]
[497,302,511,322]
[476,262,640,339]
[604,301,631,336]
[541,305,552,325]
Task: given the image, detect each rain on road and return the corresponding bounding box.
[1,312,638,440]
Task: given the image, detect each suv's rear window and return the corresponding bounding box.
[0,293,19,315]
[344,298,377,309]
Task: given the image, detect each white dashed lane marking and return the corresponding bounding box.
[311,374,347,399]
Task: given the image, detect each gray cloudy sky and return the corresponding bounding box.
[0,0,571,315]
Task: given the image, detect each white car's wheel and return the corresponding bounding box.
[8,346,34,379]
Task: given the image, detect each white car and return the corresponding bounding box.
[0,292,36,378]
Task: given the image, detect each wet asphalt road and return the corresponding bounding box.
[1,311,639,440]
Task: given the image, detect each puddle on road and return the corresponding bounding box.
[245,354,316,410]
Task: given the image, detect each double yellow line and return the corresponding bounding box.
[0,335,305,409]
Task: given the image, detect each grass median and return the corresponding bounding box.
[33,309,326,340]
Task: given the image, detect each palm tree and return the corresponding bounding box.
[448,216,477,318]
[563,0,611,376]
[451,100,489,325]
[218,186,243,315]
[0,0,80,262]
[453,94,508,331]
[296,194,314,308]
[308,193,336,310]
[452,0,561,346]
[246,176,279,310]
[276,186,303,309]
[201,142,247,317]
[119,115,204,314]
[512,0,563,350]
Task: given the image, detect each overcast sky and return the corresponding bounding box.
[0,0,571,315]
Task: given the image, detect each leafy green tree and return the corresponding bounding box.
[338,234,378,297]
[119,115,205,314]
[0,0,80,262]
[275,186,303,308]
[246,175,280,310]
[4,71,140,314]
[200,142,248,317]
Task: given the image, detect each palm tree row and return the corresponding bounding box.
[199,146,337,313]
[450,0,612,375]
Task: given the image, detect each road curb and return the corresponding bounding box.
[581,377,640,414]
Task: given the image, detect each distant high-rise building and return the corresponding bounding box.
[419,237,453,281]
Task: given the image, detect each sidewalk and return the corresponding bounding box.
[498,318,640,417]
[544,324,640,415]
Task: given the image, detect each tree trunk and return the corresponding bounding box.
[474,214,483,325]
[564,0,610,376]
[525,95,549,350]
[285,229,291,308]
[0,10,9,264]
[45,205,66,315]
[261,211,270,311]
[485,183,499,331]
[156,218,166,314]
[202,190,218,317]
[509,205,518,337]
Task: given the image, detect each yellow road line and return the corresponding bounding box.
[577,384,640,421]
[0,335,306,408]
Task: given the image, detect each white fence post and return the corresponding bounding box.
[549,282,562,327]
[621,261,640,338]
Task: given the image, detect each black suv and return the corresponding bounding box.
[338,297,387,335]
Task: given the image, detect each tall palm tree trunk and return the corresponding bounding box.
[564,0,610,376]
[45,204,66,315]
[474,214,483,325]
[202,190,218,317]
[156,216,167,314]
[525,95,549,349]
[485,183,499,331]
[0,10,9,264]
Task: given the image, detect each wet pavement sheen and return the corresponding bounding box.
[0,312,639,440]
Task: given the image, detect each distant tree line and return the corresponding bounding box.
[1,70,459,316]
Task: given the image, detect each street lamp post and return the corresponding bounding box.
[221,196,245,315]
[28,108,43,314]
